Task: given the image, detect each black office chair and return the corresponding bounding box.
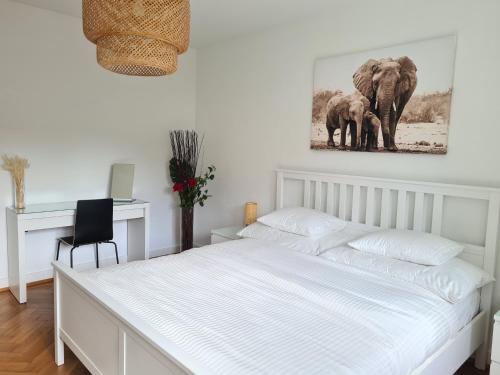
[56,199,119,268]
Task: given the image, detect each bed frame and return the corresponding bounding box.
[53,169,500,375]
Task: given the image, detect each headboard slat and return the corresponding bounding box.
[366,186,376,226]
[314,181,322,210]
[303,179,311,208]
[352,185,361,223]
[396,190,407,230]
[380,188,391,229]
[431,194,444,235]
[326,182,334,215]
[413,192,425,232]
[339,184,347,220]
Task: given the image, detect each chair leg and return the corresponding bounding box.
[56,240,61,261]
[108,241,119,265]
[95,243,99,269]
[70,247,76,268]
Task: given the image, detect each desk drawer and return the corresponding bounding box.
[24,215,75,231]
[114,208,145,221]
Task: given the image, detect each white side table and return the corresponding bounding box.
[211,226,243,244]
[491,311,500,374]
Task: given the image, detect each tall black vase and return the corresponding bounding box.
[181,207,194,251]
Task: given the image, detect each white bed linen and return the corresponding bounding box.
[348,229,464,265]
[320,245,490,303]
[83,239,478,375]
[238,221,380,255]
[316,220,380,251]
[257,207,346,237]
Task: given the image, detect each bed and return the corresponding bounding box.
[53,169,500,374]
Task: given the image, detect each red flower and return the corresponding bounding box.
[187,178,197,188]
[173,182,184,192]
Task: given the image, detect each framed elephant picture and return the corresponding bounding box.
[311,35,456,154]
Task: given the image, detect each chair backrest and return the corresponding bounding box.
[73,199,113,246]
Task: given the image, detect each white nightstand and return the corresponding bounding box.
[491,311,500,374]
[211,226,243,244]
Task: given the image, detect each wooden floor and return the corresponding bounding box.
[0,283,90,375]
[0,283,489,375]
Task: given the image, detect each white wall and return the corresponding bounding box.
[2,0,500,311]
[195,0,500,302]
[0,0,197,286]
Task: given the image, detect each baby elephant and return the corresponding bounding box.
[359,111,381,152]
[325,90,379,151]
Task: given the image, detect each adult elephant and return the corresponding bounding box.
[353,57,417,151]
[325,90,379,151]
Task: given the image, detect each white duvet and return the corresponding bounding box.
[83,239,478,375]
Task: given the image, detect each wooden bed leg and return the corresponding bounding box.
[54,269,65,366]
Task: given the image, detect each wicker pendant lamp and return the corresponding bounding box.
[82,0,190,76]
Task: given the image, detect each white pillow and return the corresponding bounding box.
[317,221,381,253]
[348,229,464,266]
[238,223,320,255]
[320,246,493,303]
[238,221,380,255]
[257,207,346,237]
[416,258,493,303]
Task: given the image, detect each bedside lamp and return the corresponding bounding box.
[244,202,257,226]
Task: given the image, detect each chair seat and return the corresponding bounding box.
[59,236,74,246]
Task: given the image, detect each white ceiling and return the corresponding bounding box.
[12,0,341,47]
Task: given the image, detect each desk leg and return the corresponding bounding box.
[127,206,150,261]
[7,209,26,303]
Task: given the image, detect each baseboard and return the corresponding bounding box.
[26,268,57,284]
[0,277,8,291]
[0,277,53,293]
[27,278,53,287]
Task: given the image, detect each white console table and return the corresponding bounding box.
[6,200,150,304]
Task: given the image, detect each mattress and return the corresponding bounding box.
[82,239,479,375]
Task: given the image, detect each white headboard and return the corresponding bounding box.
[276,169,500,324]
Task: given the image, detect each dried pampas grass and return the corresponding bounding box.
[2,155,29,209]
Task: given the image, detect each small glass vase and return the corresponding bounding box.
[15,180,25,209]
[181,206,194,251]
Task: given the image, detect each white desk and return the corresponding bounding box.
[6,200,150,303]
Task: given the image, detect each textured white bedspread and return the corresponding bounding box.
[83,239,477,375]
